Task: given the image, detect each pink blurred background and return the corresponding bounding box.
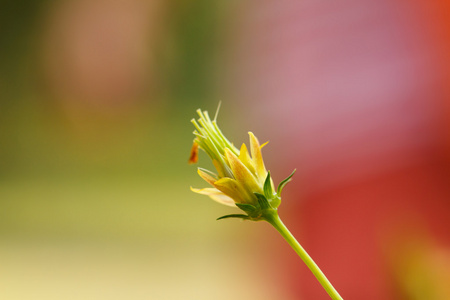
[225,0,450,299]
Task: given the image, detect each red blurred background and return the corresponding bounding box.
[225,0,450,299]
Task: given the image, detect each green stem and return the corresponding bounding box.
[264,211,343,300]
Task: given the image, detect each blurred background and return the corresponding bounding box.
[1,0,449,299]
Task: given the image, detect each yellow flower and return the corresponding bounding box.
[189,108,295,220]
[187,109,343,300]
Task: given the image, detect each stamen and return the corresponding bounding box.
[213,101,222,122]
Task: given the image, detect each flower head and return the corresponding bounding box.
[189,108,295,220]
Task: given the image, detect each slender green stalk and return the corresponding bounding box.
[264,211,343,300]
[189,108,342,298]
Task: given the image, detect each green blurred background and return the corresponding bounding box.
[0,1,282,299]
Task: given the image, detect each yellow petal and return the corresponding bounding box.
[224,148,263,196]
[214,177,248,204]
[197,168,217,186]
[248,132,267,181]
[238,143,256,174]
[190,187,236,207]
[208,193,236,207]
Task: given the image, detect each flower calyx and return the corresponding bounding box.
[217,170,296,221]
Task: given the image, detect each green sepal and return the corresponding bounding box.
[216,214,250,221]
[277,169,296,196]
[254,193,271,210]
[235,203,257,213]
[270,195,281,209]
[263,171,273,199]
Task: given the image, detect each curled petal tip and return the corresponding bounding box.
[188,142,199,164]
